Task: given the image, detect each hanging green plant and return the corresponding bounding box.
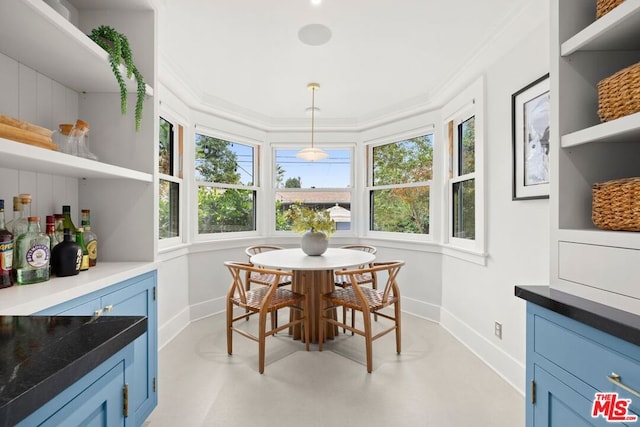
[89,25,146,131]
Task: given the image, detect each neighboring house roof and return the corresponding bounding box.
[326,204,351,222]
[275,191,351,204]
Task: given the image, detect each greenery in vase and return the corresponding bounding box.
[89,25,146,131]
[285,202,335,238]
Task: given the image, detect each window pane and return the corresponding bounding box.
[372,135,433,186]
[198,187,255,233]
[159,117,173,175]
[159,179,179,239]
[275,149,351,188]
[195,134,254,185]
[459,117,475,175]
[452,179,475,239]
[275,192,351,231]
[370,186,429,234]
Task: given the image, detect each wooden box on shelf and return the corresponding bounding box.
[0,115,57,151]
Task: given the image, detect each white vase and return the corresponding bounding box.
[44,0,70,20]
[300,231,328,256]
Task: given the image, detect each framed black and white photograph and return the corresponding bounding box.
[512,74,550,200]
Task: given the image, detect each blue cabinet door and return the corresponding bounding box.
[35,270,157,426]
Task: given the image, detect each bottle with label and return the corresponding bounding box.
[81,209,97,267]
[14,217,50,285]
[62,205,77,239]
[46,216,57,250]
[0,200,14,288]
[75,228,89,271]
[51,228,82,277]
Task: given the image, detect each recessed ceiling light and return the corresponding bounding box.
[311,0,322,5]
[298,24,332,46]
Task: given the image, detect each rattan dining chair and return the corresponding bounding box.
[225,261,310,374]
[334,244,377,330]
[245,245,292,328]
[319,260,404,373]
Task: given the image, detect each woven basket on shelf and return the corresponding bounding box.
[596,0,625,18]
[592,177,640,231]
[597,61,640,122]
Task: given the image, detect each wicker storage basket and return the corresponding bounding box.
[592,177,640,231]
[596,0,625,18]
[597,61,640,122]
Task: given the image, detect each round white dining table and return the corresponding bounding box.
[250,247,376,343]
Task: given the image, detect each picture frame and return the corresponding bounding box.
[512,74,550,200]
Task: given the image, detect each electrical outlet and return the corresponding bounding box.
[494,321,502,339]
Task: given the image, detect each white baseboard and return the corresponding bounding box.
[157,307,190,350]
[401,296,441,322]
[189,296,226,322]
[440,307,525,396]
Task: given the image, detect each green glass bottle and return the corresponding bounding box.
[75,227,89,271]
[62,205,77,240]
[15,217,50,285]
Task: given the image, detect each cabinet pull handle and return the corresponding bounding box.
[94,309,103,317]
[104,305,114,313]
[607,373,640,398]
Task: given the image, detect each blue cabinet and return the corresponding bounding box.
[36,271,157,426]
[525,302,640,426]
[18,344,134,427]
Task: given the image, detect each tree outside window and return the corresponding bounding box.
[195,134,257,233]
[369,134,433,234]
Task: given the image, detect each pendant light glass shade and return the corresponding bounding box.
[296,82,328,161]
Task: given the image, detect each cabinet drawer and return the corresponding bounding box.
[533,311,640,404]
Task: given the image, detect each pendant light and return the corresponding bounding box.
[296,82,328,161]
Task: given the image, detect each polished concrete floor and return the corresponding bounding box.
[146,311,524,427]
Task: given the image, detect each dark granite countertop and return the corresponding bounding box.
[515,285,640,347]
[0,315,147,426]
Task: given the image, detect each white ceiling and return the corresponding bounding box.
[157,0,533,125]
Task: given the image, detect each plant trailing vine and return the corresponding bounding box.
[89,25,146,131]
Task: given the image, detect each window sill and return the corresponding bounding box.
[440,244,487,266]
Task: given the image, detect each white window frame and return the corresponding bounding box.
[442,76,486,260]
[193,126,261,241]
[158,113,184,250]
[271,144,355,237]
[364,125,435,242]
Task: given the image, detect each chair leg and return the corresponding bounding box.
[318,303,324,352]
[258,311,269,374]
[363,312,373,373]
[395,300,402,354]
[304,296,310,351]
[226,300,233,355]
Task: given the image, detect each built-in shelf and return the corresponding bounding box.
[0,137,153,181]
[558,228,640,250]
[561,111,640,147]
[0,0,153,96]
[561,0,640,55]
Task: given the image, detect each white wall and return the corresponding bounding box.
[440,19,550,395]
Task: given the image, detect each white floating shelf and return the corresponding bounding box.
[561,112,640,147]
[561,0,640,55]
[0,0,153,96]
[0,137,153,182]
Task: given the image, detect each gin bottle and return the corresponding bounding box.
[81,209,97,267]
[7,197,23,237]
[15,217,50,285]
[11,194,32,238]
[0,200,14,288]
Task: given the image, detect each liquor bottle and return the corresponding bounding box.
[0,200,14,288]
[46,216,57,250]
[50,228,82,277]
[14,217,50,285]
[12,194,32,238]
[81,209,97,267]
[62,205,77,239]
[54,214,65,245]
[75,228,89,271]
[7,196,23,237]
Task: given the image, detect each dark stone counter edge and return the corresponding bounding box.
[515,285,640,347]
[1,316,147,426]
